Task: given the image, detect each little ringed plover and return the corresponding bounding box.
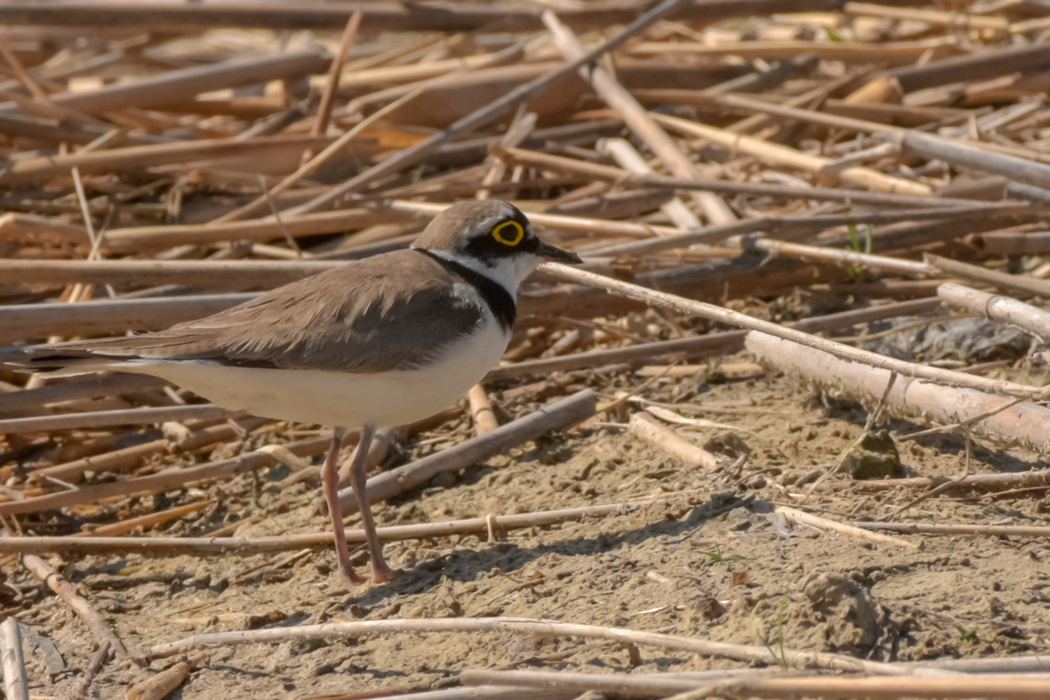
[21,199,582,587]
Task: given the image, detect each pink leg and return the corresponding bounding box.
[348,424,395,583]
[322,428,367,587]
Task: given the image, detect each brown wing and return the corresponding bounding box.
[28,250,488,374]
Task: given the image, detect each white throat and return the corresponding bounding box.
[423,249,539,300]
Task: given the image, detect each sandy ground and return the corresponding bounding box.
[13,328,1050,698]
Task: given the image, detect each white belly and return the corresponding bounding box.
[106,324,510,428]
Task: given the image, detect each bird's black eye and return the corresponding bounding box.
[491,219,525,247]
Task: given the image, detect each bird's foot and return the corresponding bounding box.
[370,560,397,584]
[338,563,369,589]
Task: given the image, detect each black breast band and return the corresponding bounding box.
[417,250,516,332]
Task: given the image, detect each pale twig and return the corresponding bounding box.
[310,9,362,140]
[543,262,1050,401]
[629,411,720,469]
[0,618,28,700]
[337,390,597,512]
[22,555,131,661]
[775,506,920,550]
[282,0,696,217]
[67,639,110,700]
[0,501,654,556]
[144,615,901,673]
[854,522,1050,537]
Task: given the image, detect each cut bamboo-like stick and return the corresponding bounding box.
[467,384,500,436]
[925,254,1050,300]
[0,619,28,700]
[972,231,1050,255]
[844,2,1009,31]
[0,501,664,556]
[746,331,1050,452]
[543,11,736,226]
[22,555,130,660]
[854,522,1050,537]
[651,112,932,196]
[599,138,702,232]
[543,262,1050,401]
[629,411,720,469]
[938,283,1050,342]
[338,390,597,511]
[1,435,330,516]
[775,506,919,550]
[0,404,230,434]
[145,616,893,673]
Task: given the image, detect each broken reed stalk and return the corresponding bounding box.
[0,435,331,516]
[0,618,28,700]
[938,283,1050,342]
[744,332,1050,452]
[542,10,735,225]
[21,555,131,661]
[0,500,664,556]
[281,0,696,217]
[925,254,1050,299]
[460,670,790,697]
[853,522,1050,537]
[775,507,918,550]
[0,403,229,434]
[338,390,597,511]
[541,263,1050,401]
[852,469,1050,492]
[143,616,899,673]
[461,669,1050,700]
[628,412,720,469]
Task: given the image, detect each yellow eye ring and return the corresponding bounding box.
[492,220,524,247]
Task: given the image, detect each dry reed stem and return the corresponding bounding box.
[0,404,230,434]
[143,616,900,673]
[925,254,1050,300]
[464,669,1050,699]
[0,618,28,700]
[775,506,919,550]
[467,385,500,436]
[628,412,720,469]
[745,332,1050,452]
[651,112,932,196]
[22,555,130,661]
[282,0,695,217]
[543,263,1050,401]
[543,11,735,225]
[338,390,597,511]
[938,283,1050,342]
[0,500,671,556]
[853,522,1050,537]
